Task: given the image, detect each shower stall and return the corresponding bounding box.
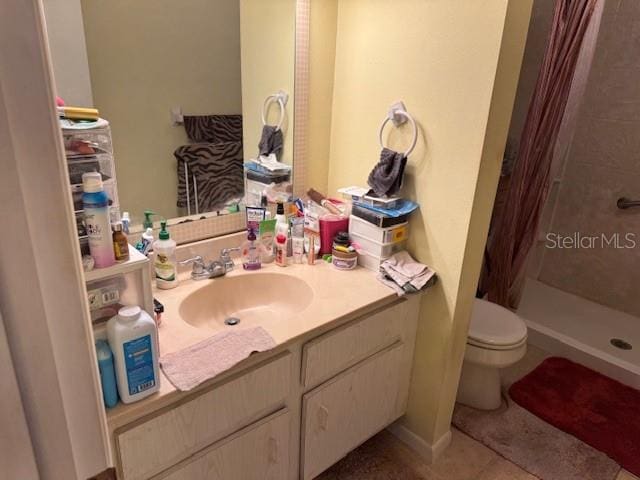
[504,0,640,387]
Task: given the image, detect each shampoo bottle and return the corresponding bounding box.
[153,221,178,289]
[82,172,116,268]
[107,306,160,404]
[95,339,119,408]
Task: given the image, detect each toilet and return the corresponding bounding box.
[456,298,528,410]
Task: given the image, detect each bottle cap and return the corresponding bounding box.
[277,202,285,215]
[95,340,112,361]
[158,220,170,240]
[118,305,141,322]
[82,171,103,193]
[112,222,123,232]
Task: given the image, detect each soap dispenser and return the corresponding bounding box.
[153,221,178,289]
[241,229,262,270]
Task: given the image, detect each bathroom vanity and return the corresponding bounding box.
[106,263,420,480]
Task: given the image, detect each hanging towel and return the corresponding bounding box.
[160,326,277,391]
[258,125,284,159]
[183,114,243,143]
[174,142,244,212]
[377,251,437,296]
[367,147,408,197]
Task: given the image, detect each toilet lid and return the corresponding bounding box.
[468,299,528,347]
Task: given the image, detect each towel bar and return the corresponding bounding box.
[262,90,288,131]
[378,106,418,157]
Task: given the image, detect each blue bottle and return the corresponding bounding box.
[95,339,119,408]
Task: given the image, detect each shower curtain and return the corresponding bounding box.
[484,0,598,308]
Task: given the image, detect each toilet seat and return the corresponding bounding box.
[467,335,527,351]
[467,298,527,348]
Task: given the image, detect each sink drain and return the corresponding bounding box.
[224,317,240,326]
[610,338,632,350]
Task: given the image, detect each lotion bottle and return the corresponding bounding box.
[153,221,178,289]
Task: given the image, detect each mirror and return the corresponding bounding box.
[43,0,296,233]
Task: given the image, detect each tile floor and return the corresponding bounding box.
[317,345,639,480]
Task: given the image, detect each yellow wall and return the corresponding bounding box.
[307,0,338,194]
[81,0,242,221]
[240,0,296,166]
[323,0,532,446]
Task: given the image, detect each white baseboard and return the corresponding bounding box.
[387,422,452,464]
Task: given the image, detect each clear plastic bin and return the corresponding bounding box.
[67,154,116,185]
[62,126,113,157]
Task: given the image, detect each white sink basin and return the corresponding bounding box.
[179,273,314,330]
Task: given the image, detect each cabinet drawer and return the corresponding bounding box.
[301,342,408,480]
[302,300,409,387]
[116,352,291,480]
[156,408,291,480]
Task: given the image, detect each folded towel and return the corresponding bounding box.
[160,326,276,391]
[174,142,244,212]
[252,153,291,173]
[377,251,437,296]
[367,148,408,197]
[183,115,243,143]
[258,125,284,159]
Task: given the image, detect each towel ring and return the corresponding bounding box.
[378,110,418,157]
[261,95,285,131]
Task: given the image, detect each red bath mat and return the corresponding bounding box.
[509,357,640,476]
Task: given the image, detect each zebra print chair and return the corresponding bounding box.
[175,115,244,213]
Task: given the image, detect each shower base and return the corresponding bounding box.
[518,278,640,389]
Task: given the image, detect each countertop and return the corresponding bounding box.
[106,261,400,429]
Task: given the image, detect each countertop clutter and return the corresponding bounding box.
[106,261,400,428]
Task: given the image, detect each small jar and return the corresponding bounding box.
[332,231,350,250]
[112,222,130,261]
[332,248,358,270]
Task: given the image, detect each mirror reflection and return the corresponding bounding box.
[44,0,296,231]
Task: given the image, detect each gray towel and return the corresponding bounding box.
[377,251,437,296]
[258,125,284,158]
[367,148,408,197]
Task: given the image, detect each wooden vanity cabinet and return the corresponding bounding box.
[156,409,291,480]
[112,297,419,480]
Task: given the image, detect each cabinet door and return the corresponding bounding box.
[116,352,291,480]
[302,299,409,388]
[301,342,408,480]
[157,409,290,480]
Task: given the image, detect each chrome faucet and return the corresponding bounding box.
[179,255,226,280]
[220,247,241,272]
[179,247,241,280]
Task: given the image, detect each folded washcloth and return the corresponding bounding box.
[252,153,291,172]
[258,125,284,159]
[377,251,437,296]
[160,326,276,391]
[367,148,408,197]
